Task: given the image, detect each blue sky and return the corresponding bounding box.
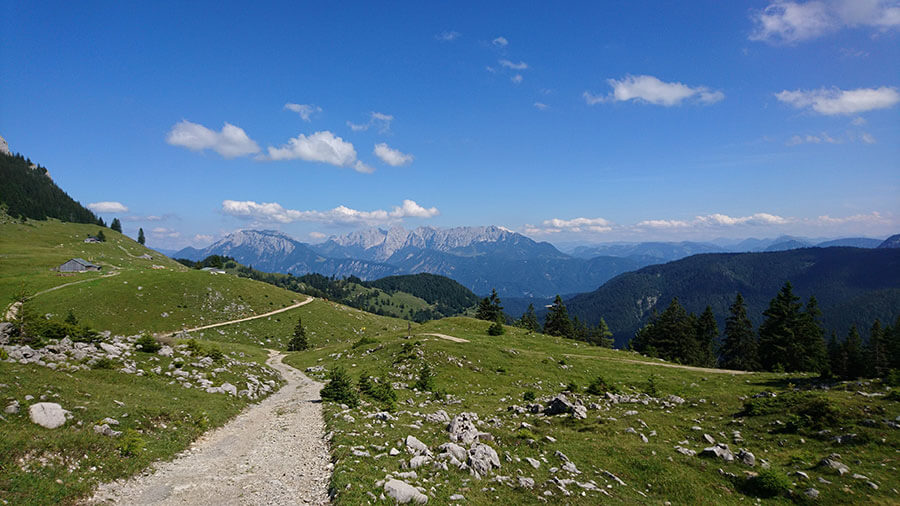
[2,1,898,249]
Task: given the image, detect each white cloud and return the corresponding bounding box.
[750,0,900,44]
[88,201,129,213]
[436,31,460,41]
[586,75,724,107]
[533,102,549,110]
[151,227,180,238]
[786,132,840,145]
[775,86,900,115]
[266,131,373,172]
[635,219,691,229]
[492,36,508,47]
[511,74,523,84]
[695,213,789,226]
[851,116,867,125]
[309,231,326,240]
[861,132,877,143]
[374,143,414,166]
[193,234,213,244]
[346,111,394,133]
[284,103,322,121]
[221,199,438,226]
[499,59,528,70]
[814,211,888,225]
[166,120,260,158]
[526,217,613,235]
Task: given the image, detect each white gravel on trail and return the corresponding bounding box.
[88,351,331,505]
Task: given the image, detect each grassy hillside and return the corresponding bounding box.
[565,247,900,345]
[284,316,900,505]
[0,219,299,335]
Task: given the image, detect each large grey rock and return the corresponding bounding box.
[425,410,450,423]
[384,479,428,504]
[700,443,734,462]
[220,382,238,396]
[737,449,755,466]
[438,442,467,463]
[93,423,122,437]
[28,402,68,429]
[467,443,500,477]
[4,400,19,414]
[405,435,431,456]
[447,412,489,445]
[99,342,122,357]
[545,394,576,416]
[818,454,849,476]
[157,345,174,357]
[518,476,535,488]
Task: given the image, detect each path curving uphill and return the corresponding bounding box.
[161,296,315,337]
[87,351,331,505]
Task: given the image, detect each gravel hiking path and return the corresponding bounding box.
[162,296,315,337]
[3,270,121,320]
[87,351,331,505]
[418,332,469,343]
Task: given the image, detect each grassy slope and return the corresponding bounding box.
[284,317,900,505]
[0,219,298,334]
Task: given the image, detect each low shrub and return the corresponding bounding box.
[135,334,161,353]
[740,469,791,498]
[566,381,579,393]
[414,363,435,392]
[321,366,358,407]
[487,321,505,336]
[204,346,224,362]
[117,430,145,457]
[92,357,116,369]
[0,348,7,360]
[352,336,378,349]
[586,375,619,395]
[522,390,536,402]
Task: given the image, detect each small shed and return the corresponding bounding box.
[58,258,101,272]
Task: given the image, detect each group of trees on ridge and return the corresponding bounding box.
[476,282,898,380]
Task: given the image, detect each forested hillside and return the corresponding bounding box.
[565,247,900,345]
[362,273,480,316]
[0,152,103,225]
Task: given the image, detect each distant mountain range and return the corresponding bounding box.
[175,227,655,298]
[564,247,900,347]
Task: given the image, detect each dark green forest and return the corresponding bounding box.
[565,247,900,345]
[0,152,103,225]
[362,273,480,317]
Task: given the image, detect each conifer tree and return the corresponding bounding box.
[798,296,827,373]
[695,306,719,368]
[110,218,122,233]
[758,282,804,371]
[287,316,309,351]
[630,298,698,364]
[517,303,540,332]
[719,293,759,371]
[826,331,844,378]
[475,288,503,322]
[842,325,865,379]
[137,227,145,245]
[543,295,573,337]
[591,318,614,348]
[97,229,106,242]
[867,320,889,378]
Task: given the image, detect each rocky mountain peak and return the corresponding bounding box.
[0,134,10,156]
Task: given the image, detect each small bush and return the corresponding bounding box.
[352,336,378,349]
[523,390,536,402]
[566,381,579,392]
[320,366,358,407]
[92,357,116,369]
[0,348,7,360]
[885,390,900,402]
[516,428,537,440]
[487,321,505,336]
[885,369,900,387]
[414,363,435,392]
[204,347,224,362]
[136,334,161,353]
[741,469,791,498]
[182,339,204,355]
[586,375,619,395]
[117,430,145,457]
[644,374,660,397]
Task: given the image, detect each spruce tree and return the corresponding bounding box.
[867,320,888,378]
[826,331,843,379]
[543,295,573,337]
[798,296,827,373]
[758,282,804,371]
[591,318,614,348]
[695,306,719,368]
[97,230,106,242]
[137,227,145,245]
[630,298,698,364]
[517,303,540,332]
[842,325,865,379]
[287,317,309,351]
[110,218,122,233]
[475,288,503,322]
[719,293,759,371]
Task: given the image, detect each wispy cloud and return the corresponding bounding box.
[533,102,549,110]
[585,75,724,107]
[150,227,180,239]
[347,112,394,133]
[499,59,528,70]
[221,199,438,226]
[786,132,840,145]
[750,0,900,44]
[492,36,508,47]
[284,103,322,121]
[775,86,900,115]
[373,143,414,166]
[88,201,129,213]
[511,74,523,84]
[524,217,613,235]
[166,120,260,158]
[436,31,460,42]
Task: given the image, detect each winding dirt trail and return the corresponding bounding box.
[418,332,469,343]
[162,296,315,337]
[88,351,331,505]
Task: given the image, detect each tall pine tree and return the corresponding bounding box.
[695,306,719,368]
[867,320,889,378]
[110,218,122,233]
[287,317,309,351]
[137,227,145,245]
[719,293,759,371]
[517,303,540,332]
[475,289,504,322]
[758,282,804,371]
[543,295,573,337]
[590,318,614,348]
